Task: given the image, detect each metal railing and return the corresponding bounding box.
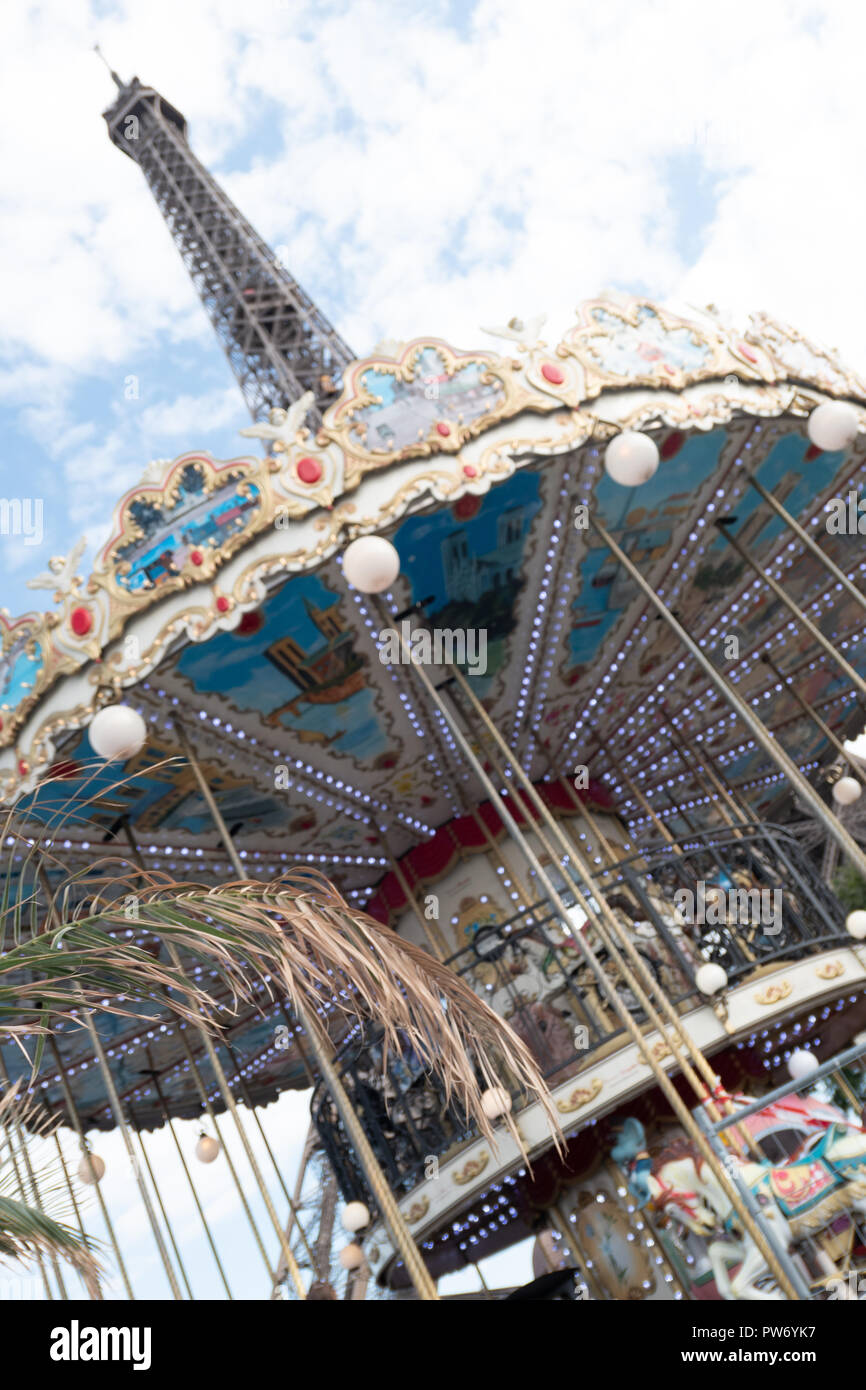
[312,824,851,1207]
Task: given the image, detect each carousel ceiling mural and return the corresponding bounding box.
[4,298,866,863]
[5,295,866,1132]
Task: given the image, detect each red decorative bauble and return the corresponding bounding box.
[216,596,230,613]
[236,609,264,637]
[540,362,565,385]
[660,430,686,460]
[17,759,28,776]
[296,456,323,484]
[190,549,204,566]
[462,464,478,478]
[49,760,81,780]
[70,606,93,637]
[436,422,451,437]
[453,494,482,521]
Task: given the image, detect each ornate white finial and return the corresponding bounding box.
[239,391,315,450]
[27,536,88,597]
[480,313,546,348]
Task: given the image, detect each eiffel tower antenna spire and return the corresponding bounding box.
[93,44,123,89]
[101,72,354,424]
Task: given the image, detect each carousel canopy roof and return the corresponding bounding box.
[4,293,866,1124]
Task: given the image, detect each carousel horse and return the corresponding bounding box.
[610,1117,866,1300]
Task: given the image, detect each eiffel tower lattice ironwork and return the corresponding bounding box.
[101,63,354,424]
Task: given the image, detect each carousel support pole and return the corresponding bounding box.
[148,1066,234,1299]
[596,736,683,852]
[51,1129,102,1299]
[590,516,866,885]
[447,667,728,1112]
[745,472,866,621]
[554,765,702,999]
[170,1009,307,1300]
[471,808,536,911]
[81,1017,184,1299]
[0,1052,68,1299]
[172,716,440,1301]
[664,697,846,942]
[276,1002,317,1088]
[714,518,866,702]
[37,866,184,1301]
[47,1036,135,1299]
[171,1024,285,1290]
[120,813,308,1299]
[224,1045,321,1275]
[604,1156,686,1298]
[548,1201,604,1300]
[760,650,866,785]
[693,1104,813,1301]
[662,717,746,839]
[378,627,800,1297]
[128,1104,195,1299]
[375,829,449,959]
[0,1055,54,1300]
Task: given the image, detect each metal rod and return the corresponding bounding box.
[0,1058,54,1300]
[746,471,866,621]
[376,615,800,1297]
[0,1050,69,1300]
[120,813,305,1297]
[692,1103,814,1301]
[37,865,183,1300]
[172,1022,281,1287]
[52,1129,102,1299]
[703,1040,866,1133]
[47,1035,135,1298]
[173,716,439,1301]
[714,518,866,702]
[224,1044,321,1275]
[149,1066,234,1298]
[760,650,866,782]
[375,827,449,959]
[128,1104,195,1299]
[448,669,726,1110]
[590,516,866,884]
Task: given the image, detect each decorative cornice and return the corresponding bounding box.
[4,296,865,796]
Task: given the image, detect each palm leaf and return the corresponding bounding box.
[0,1086,102,1296]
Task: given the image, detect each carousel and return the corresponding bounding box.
[4,68,866,1303]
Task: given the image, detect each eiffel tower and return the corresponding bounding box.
[99,54,354,424]
[99,54,357,1297]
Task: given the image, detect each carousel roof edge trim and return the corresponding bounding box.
[3,293,865,802]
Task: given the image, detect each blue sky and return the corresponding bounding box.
[1,0,864,1301]
[3,0,865,621]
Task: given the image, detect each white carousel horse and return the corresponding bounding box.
[613,1116,866,1300]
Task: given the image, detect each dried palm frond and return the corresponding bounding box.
[2,770,564,1157]
[86,867,564,1155]
[0,1085,102,1296]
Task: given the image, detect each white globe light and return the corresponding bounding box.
[341,1201,370,1233]
[195,1134,220,1164]
[88,705,147,761]
[604,431,660,486]
[342,536,400,593]
[338,1242,364,1271]
[788,1049,820,1080]
[807,401,859,452]
[695,962,728,995]
[846,910,866,940]
[832,776,862,806]
[77,1153,105,1185]
[480,1086,512,1120]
